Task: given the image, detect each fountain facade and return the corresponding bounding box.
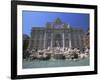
[28,18,84,52]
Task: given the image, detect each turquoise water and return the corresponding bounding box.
[23,58,89,69]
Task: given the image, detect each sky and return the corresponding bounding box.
[22,11,89,36]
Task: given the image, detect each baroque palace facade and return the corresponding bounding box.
[28,18,84,51]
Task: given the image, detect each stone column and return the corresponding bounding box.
[39,34,42,49]
[51,33,53,48]
[62,33,65,48]
[27,38,31,50]
[78,33,83,50]
[43,31,46,48]
[69,33,72,48]
[27,33,33,50]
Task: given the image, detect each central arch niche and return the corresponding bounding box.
[53,34,62,47]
